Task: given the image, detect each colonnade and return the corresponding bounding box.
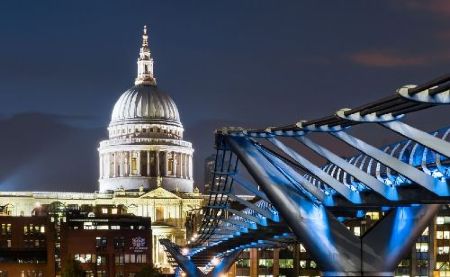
[99,150,193,180]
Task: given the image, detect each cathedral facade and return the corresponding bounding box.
[0,26,203,274]
[98,26,194,193]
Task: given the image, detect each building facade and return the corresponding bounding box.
[60,206,152,277]
[0,26,204,275]
[220,206,450,277]
[98,25,194,193]
[0,215,56,277]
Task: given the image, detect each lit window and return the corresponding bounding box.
[354,226,361,237]
[102,208,108,214]
[415,242,428,252]
[111,208,118,214]
[437,217,445,225]
[258,259,273,267]
[7,240,11,248]
[279,259,293,268]
[300,260,307,268]
[40,226,45,233]
[366,211,380,220]
[438,246,450,255]
[445,231,450,239]
[299,244,306,252]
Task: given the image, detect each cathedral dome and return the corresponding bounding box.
[110,84,182,127]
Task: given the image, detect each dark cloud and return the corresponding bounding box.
[348,50,444,67]
[0,113,104,191]
[0,1,449,192]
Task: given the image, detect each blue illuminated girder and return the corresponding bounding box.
[159,239,205,276]
[332,130,450,196]
[226,135,440,276]
[296,136,398,200]
[207,250,242,277]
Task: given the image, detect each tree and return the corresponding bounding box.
[61,259,84,277]
[136,265,163,277]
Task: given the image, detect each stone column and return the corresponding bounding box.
[176,153,181,178]
[189,154,193,179]
[113,153,117,177]
[137,151,141,176]
[173,152,177,177]
[125,152,129,176]
[185,154,188,179]
[119,152,123,177]
[147,151,150,176]
[156,150,160,177]
[106,153,111,178]
[99,154,103,179]
[163,151,168,177]
[181,153,185,178]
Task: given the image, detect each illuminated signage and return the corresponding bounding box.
[130,236,148,253]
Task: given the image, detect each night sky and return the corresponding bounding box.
[0,1,449,191]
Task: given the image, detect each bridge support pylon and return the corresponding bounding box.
[227,136,441,276]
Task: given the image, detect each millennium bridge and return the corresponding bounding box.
[161,74,450,276]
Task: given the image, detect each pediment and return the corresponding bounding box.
[139,187,181,199]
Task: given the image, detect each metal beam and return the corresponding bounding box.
[332,130,449,196]
[296,136,398,200]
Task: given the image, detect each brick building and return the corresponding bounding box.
[0,215,56,277]
[60,205,152,277]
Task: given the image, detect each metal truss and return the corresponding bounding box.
[161,73,450,276]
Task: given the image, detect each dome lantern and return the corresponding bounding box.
[135,25,156,86]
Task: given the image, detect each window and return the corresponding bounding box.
[354,226,361,236]
[366,211,380,220]
[111,208,118,214]
[7,240,11,248]
[115,254,125,265]
[416,242,428,252]
[75,254,95,263]
[114,237,125,249]
[258,259,273,268]
[123,254,146,264]
[101,208,108,214]
[96,237,107,248]
[279,259,293,268]
[236,259,250,268]
[438,231,450,239]
[96,256,106,265]
[300,260,307,268]
[299,244,306,252]
[439,246,450,255]
[436,217,450,224]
